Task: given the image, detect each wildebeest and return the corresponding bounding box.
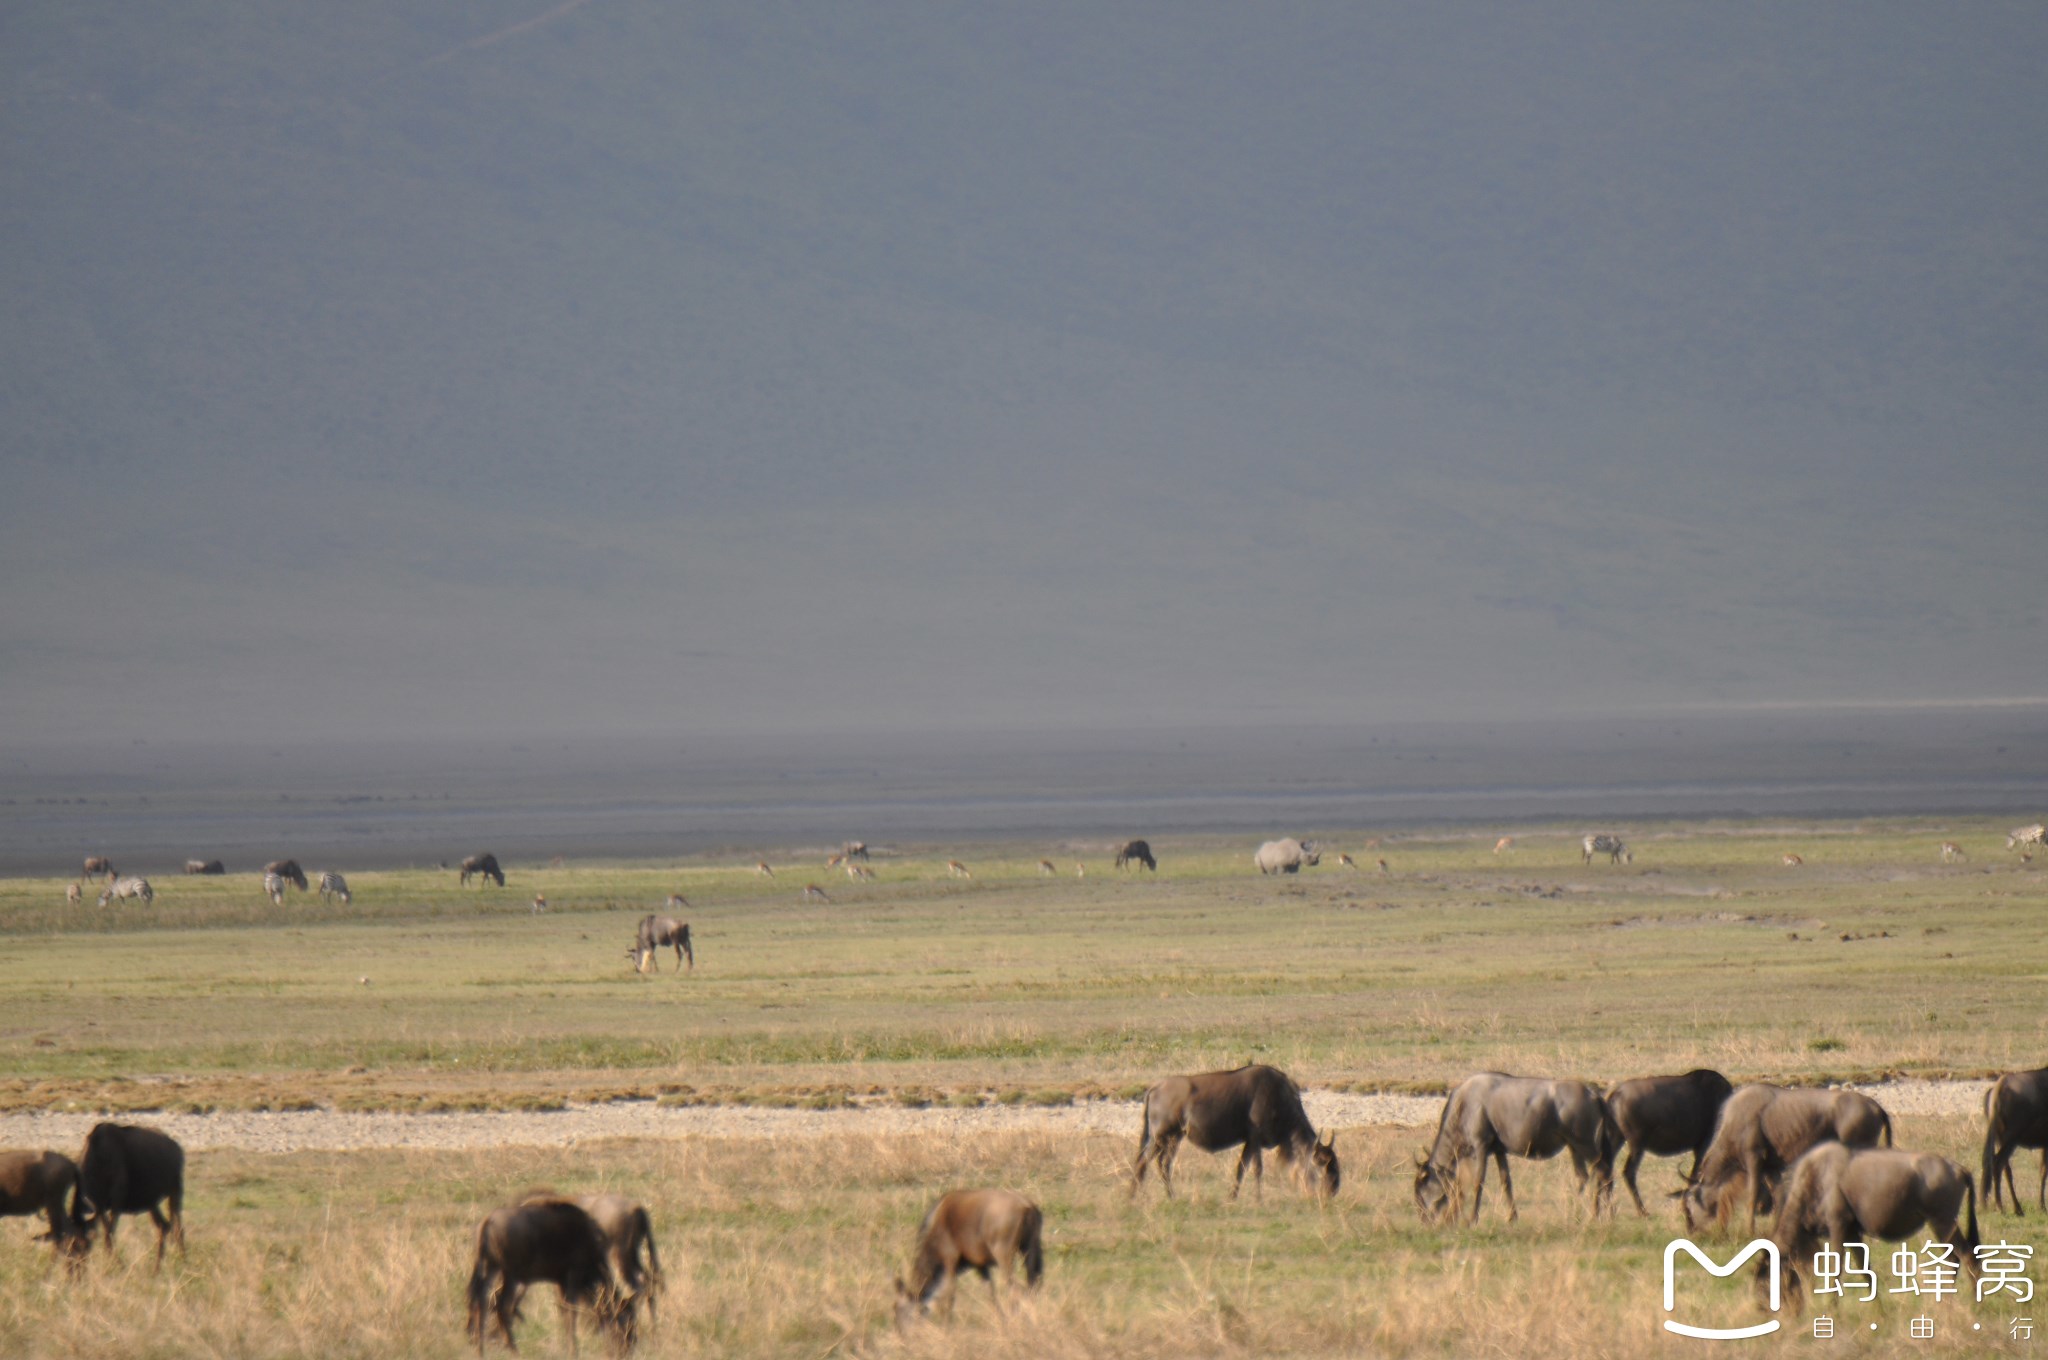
[2009,824,2047,851]
[77,1123,184,1267]
[1115,840,1157,871]
[1680,1084,1893,1233]
[466,1196,633,1356]
[82,856,114,881]
[1604,1069,1735,1215]
[1756,1144,1978,1313]
[893,1189,1043,1326]
[1413,1073,1616,1224]
[183,859,226,875]
[263,872,288,905]
[263,859,309,891]
[1132,1065,1338,1201]
[518,1191,663,1327]
[841,841,869,862]
[1253,838,1319,875]
[629,916,692,973]
[461,854,506,888]
[97,876,153,907]
[318,870,351,904]
[1982,1066,2048,1215]
[1581,833,1631,864]
[0,1149,87,1255]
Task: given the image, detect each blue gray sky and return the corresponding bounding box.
[4,3,2044,745]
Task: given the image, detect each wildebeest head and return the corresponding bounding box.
[1413,1152,1456,1222]
[1301,1132,1340,1198]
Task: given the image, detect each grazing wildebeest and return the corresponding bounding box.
[893,1189,1043,1326]
[76,1123,184,1267]
[262,872,288,905]
[629,916,692,973]
[519,1191,663,1327]
[466,1197,633,1356]
[1115,840,1157,871]
[2009,824,2047,851]
[1253,838,1319,875]
[841,841,869,862]
[183,859,224,875]
[82,856,114,881]
[65,883,81,905]
[1982,1067,2048,1215]
[0,1149,87,1256]
[318,870,351,904]
[264,859,309,891]
[1681,1084,1893,1233]
[1412,1073,1616,1224]
[1581,834,1631,865]
[1604,1069,1735,1215]
[1756,1143,1977,1313]
[97,876,153,907]
[460,854,505,887]
[1132,1065,1338,1201]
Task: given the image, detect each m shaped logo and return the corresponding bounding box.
[1663,1238,1783,1340]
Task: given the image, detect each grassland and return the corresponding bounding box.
[0,819,2044,1356]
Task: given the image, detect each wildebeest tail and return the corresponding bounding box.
[1878,1106,1894,1147]
[464,1228,496,1341]
[1983,1081,2007,1204]
[1020,1205,1044,1287]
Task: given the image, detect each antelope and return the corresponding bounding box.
[947,861,972,879]
[1493,837,1514,855]
[1377,858,1390,875]
[1941,841,1966,862]
[532,893,547,914]
[1038,860,1056,876]
[66,883,82,905]
[754,861,774,878]
[826,853,845,869]
[1782,853,1804,867]
[666,894,688,912]
[1364,837,1382,849]
[846,862,874,881]
[1075,863,1085,878]
[1336,853,1357,869]
[803,884,831,903]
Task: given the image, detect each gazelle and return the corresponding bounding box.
[666,893,689,911]
[1781,853,1804,867]
[948,860,972,879]
[804,884,832,903]
[1494,837,1514,855]
[1038,860,1057,876]
[755,861,775,878]
[1336,853,1358,869]
[1940,841,1965,863]
[846,862,875,881]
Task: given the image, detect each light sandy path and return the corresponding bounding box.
[0,1081,1986,1155]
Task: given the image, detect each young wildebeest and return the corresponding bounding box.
[1757,1144,1978,1314]
[77,1123,184,1267]
[1115,839,1156,871]
[1604,1069,1735,1216]
[629,916,692,973]
[893,1189,1043,1326]
[0,1149,88,1258]
[264,859,310,891]
[519,1191,663,1328]
[1982,1066,2048,1215]
[461,853,506,887]
[1132,1065,1338,1201]
[467,1196,633,1356]
[1253,838,1319,875]
[1681,1084,1892,1234]
[97,876,153,907]
[1413,1073,1616,1224]
[184,859,226,875]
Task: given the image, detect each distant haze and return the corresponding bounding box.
[3,4,2044,745]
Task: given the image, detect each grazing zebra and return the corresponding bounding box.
[947,860,972,879]
[755,861,775,878]
[2009,825,2047,851]
[317,871,351,904]
[1038,860,1057,877]
[803,884,832,903]
[1582,834,1631,865]
[1493,837,1514,855]
[1940,841,1966,863]
[1782,853,1804,867]
[1336,853,1357,869]
[262,872,287,905]
[66,882,82,905]
[98,876,153,906]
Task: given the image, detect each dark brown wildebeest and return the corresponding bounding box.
[1115,839,1157,871]
[1681,1084,1892,1234]
[0,1149,88,1257]
[519,1190,663,1327]
[1983,1066,2048,1215]
[264,859,310,891]
[460,854,506,888]
[77,1123,185,1267]
[1132,1065,1338,1201]
[82,856,114,882]
[184,859,226,875]
[1413,1073,1616,1224]
[1756,1143,1978,1314]
[893,1189,1042,1326]
[628,916,692,974]
[1604,1068,1735,1215]
[466,1196,633,1356]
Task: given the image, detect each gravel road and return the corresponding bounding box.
[0,1082,1987,1155]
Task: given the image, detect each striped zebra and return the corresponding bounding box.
[1582,834,1631,865]
[262,872,287,905]
[99,876,153,906]
[2008,825,2047,851]
[1940,841,1966,863]
[317,871,351,904]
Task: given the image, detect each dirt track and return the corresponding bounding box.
[0,1082,1987,1155]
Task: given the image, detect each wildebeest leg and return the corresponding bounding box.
[984,1262,1006,1318]
[147,1205,174,1269]
[2035,1150,2046,1214]
[1157,1131,1183,1199]
[1495,1149,1518,1223]
[1462,1156,1487,1225]
[1232,1143,1263,1201]
[1622,1144,1649,1216]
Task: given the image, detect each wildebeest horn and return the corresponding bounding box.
[1413,1150,1429,1168]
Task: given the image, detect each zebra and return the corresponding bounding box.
[99,876,153,906]
[1582,834,1631,865]
[1940,841,1966,863]
[2008,825,2047,851]
[317,871,351,904]
[262,872,287,905]
[947,860,972,879]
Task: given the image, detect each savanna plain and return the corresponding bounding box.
[1,821,2044,1358]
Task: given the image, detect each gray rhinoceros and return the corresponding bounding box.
[1254,838,1319,875]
